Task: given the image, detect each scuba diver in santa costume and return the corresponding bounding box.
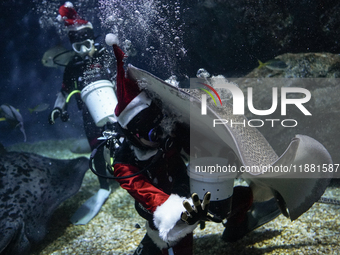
[104,34,282,254]
[48,2,114,225]
[106,34,198,255]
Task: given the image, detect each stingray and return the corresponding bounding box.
[127,65,333,221]
[0,144,89,255]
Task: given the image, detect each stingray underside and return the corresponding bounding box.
[127,65,333,221]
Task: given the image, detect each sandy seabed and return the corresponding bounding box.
[8,139,340,255]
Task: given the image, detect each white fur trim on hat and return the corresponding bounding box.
[117,91,152,128]
[66,22,93,32]
[153,194,197,243]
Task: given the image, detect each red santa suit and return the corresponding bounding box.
[105,34,197,254]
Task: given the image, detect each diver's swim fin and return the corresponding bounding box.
[70,188,111,225]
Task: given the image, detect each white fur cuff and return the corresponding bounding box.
[153,194,197,243]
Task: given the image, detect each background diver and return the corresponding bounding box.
[48,2,115,225]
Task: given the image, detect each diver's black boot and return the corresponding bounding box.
[222,195,281,242]
[134,233,163,255]
[221,186,252,242]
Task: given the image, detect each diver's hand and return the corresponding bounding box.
[49,108,69,124]
[60,110,69,122]
[49,108,61,124]
[181,192,222,225]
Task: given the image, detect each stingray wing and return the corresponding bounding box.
[243,135,333,220]
[0,151,89,254]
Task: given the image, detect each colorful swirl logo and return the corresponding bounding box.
[199,83,222,106]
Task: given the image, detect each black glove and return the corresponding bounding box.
[181,192,222,225]
[113,140,138,166]
[60,110,69,122]
[48,108,69,124]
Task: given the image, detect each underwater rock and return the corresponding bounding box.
[245,52,340,78]
[0,148,89,255]
[181,1,340,76]
[236,52,340,167]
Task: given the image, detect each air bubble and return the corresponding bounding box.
[196,68,211,78]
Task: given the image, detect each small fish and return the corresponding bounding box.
[258,59,288,71]
[0,104,27,142]
[28,103,50,113]
[42,45,75,68]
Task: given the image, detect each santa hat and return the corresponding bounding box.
[57,2,94,43]
[105,33,156,130]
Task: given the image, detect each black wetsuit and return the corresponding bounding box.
[61,43,114,189]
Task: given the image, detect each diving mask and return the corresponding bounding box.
[72,39,94,56]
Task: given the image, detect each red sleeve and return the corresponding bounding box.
[113,163,170,212]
